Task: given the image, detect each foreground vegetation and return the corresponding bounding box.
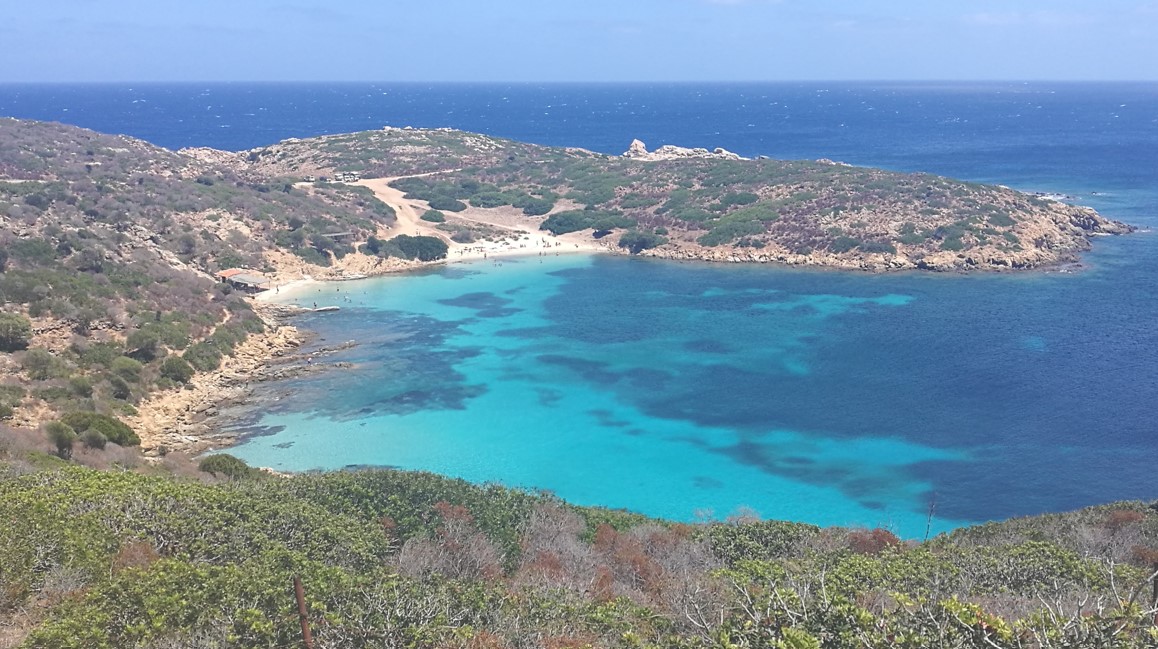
[1,430,1156,648]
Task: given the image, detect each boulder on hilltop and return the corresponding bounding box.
[622,139,744,161]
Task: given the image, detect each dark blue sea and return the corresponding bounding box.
[4,82,1156,535]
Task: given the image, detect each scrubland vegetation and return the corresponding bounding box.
[0,119,400,429]
[248,126,1128,268]
[0,434,1156,648]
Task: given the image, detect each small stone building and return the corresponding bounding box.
[216,268,271,293]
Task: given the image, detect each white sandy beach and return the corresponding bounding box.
[258,175,610,300]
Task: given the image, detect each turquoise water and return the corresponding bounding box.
[224,235,1158,537]
[64,81,1147,537]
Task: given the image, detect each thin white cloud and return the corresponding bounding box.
[962,11,1097,28]
[702,0,784,5]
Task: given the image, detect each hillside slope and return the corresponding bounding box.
[0,119,405,435]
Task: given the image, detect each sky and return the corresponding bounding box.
[1,0,1155,82]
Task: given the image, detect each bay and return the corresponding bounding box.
[5,81,1155,535]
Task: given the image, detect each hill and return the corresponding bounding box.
[232,126,1132,271]
[0,118,412,439]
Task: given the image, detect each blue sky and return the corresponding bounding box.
[2,0,1155,82]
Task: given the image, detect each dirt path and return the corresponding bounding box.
[355,175,457,242]
[354,174,606,261]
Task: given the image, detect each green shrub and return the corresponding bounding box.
[81,429,107,450]
[383,235,449,262]
[183,343,223,372]
[829,236,862,253]
[68,376,94,398]
[470,192,511,208]
[420,210,447,223]
[541,210,635,235]
[618,230,667,254]
[59,411,140,446]
[77,342,122,368]
[159,356,195,384]
[941,237,966,252]
[698,219,765,247]
[541,211,595,235]
[198,454,260,480]
[43,421,77,459]
[727,202,780,223]
[107,375,132,401]
[8,239,56,264]
[110,356,143,384]
[519,197,555,216]
[0,313,32,352]
[21,348,62,380]
[618,193,661,209]
[896,231,927,245]
[719,191,760,207]
[858,240,897,254]
[426,196,467,212]
[988,211,1016,227]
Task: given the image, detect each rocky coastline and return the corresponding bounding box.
[126,302,362,456]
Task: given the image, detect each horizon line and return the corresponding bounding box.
[2,79,1157,85]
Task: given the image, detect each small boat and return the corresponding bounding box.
[311,306,341,313]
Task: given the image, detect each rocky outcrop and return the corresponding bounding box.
[625,139,649,158]
[630,234,1094,273]
[622,139,744,162]
[1066,206,1134,235]
[127,307,307,455]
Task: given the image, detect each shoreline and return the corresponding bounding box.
[127,302,309,455]
[144,247,607,457]
[257,243,609,304]
[148,227,1117,457]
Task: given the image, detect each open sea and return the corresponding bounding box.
[3,82,1156,536]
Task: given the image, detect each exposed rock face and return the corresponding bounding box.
[1067,206,1133,234]
[127,307,307,455]
[625,139,649,158]
[622,139,744,161]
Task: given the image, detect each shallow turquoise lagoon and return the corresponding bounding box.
[223,241,1158,538]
